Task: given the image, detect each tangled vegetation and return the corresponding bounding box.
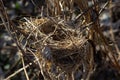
[0,0,120,80]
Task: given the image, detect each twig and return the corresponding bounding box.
[4,59,39,80]
[27,48,48,80]
[21,56,30,80]
[4,62,32,80]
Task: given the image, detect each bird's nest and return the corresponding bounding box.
[15,17,91,79]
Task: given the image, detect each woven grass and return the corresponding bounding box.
[0,0,120,80]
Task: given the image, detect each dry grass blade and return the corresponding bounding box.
[110,26,120,58]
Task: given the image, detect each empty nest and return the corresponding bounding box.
[15,17,91,79]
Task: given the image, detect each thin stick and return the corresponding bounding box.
[27,48,48,80]
[21,56,30,80]
[4,62,32,80]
